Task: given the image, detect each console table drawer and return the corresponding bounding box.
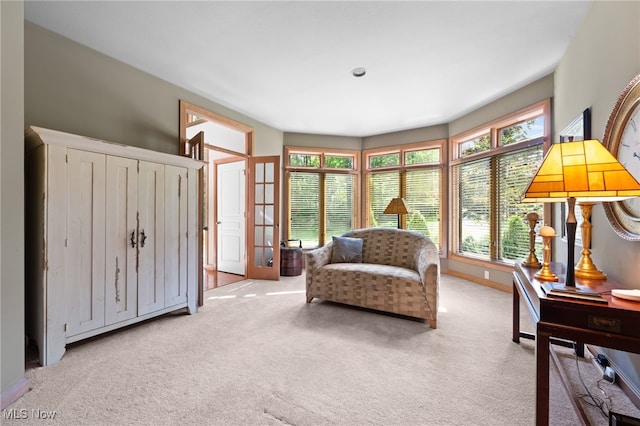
[540,299,640,338]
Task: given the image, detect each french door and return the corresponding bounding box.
[247,156,280,280]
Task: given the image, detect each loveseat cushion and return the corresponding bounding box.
[320,262,420,283]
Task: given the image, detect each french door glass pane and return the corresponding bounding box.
[265,183,274,203]
[254,228,263,245]
[255,184,264,204]
[255,163,264,183]
[265,162,274,182]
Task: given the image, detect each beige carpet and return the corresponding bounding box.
[5,273,638,425]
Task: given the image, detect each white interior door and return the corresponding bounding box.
[217,160,246,275]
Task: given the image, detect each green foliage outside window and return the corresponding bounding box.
[405,148,440,165]
[501,215,531,260]
[460,135,490,157]
[461,235,490,255]
[325,156,353,169]
[369,153,400,168]
[499,117,543,146]
[289,154,320,167]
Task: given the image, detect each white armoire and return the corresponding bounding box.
[25,126,202,366]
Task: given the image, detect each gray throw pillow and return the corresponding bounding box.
[331,236,364,263]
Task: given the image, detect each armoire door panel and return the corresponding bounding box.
[44,145,71,364]
[65,149,107,337]
[105,156,139,325]
[165,165,189,307]
[138,161,166,316]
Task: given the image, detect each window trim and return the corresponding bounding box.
[449,99,552,267]
[363,139,446,253]
[283,146,361,247]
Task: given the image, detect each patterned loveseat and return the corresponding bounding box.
[305,228,439,328]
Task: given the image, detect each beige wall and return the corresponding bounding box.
[283,132,362,151]
[1,0,27,406]
[445,74,555,287]
[24,22,283,157]
[554,0,640,393]
[362,124,449,149]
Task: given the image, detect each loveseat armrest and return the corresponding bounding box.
[304,243,333,302]
[305,243,333,272]
[414,240,440,328]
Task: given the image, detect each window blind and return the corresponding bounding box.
[497,146,543,261]
[289,172,319,247]
[324,173,355,241]
[406,168,441,246]
[455,158,491,257]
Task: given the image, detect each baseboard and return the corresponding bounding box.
[442,269,510,293]
[587,345,640,409]
[1,377,29,410]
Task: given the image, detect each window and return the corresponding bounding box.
[284,147,359,248]
[450,99,550,264]
[364,141,444,250]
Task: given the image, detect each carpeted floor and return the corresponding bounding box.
[5,273,638,425]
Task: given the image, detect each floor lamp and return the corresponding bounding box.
[521,140,640,289]
[384,197,410,229]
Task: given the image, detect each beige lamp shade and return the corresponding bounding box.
[384,197,410,215]
[521,140,640,203]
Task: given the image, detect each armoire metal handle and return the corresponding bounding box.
[130,231,136,248]
[140,229,147,247]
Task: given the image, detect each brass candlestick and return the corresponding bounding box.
[575,202,607,280]
[521,212,541,268]
[535,225,558,282]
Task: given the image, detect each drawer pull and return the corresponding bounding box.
[588,315,621,333]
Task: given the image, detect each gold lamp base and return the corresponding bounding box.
[575,257,607,280]
[522,253,541,268]
[535,266,559,282]
[522,212,541,268]
[575,202,607,280]
[535,231,557,281]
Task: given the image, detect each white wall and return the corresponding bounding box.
[1,0,27,408]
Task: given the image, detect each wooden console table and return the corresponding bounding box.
[512,262,640,426]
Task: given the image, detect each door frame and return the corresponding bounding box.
[179,100,257,306]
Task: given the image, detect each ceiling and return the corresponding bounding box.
[24,1,592,138]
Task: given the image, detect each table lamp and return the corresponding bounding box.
[384,197,410,229]
[521,140,640,287]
